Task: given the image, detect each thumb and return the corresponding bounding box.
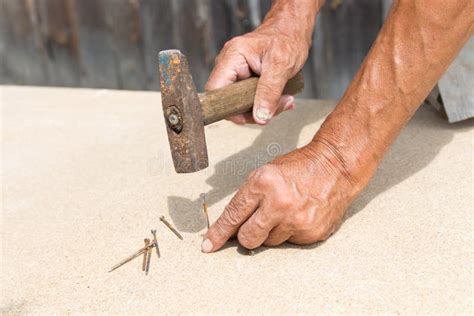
[253,69,291,125]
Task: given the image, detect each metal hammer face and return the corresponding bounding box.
[159,50,208,173]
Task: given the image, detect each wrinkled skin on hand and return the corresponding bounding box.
[202,141,359,251]
[201,0,473,253]
[205,0,320,125]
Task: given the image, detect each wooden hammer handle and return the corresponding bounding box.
[199,72,304,125]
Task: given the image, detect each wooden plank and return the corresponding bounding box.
[74,0,119,89]
[210,0,256,66]
[0,0,48,85]
[300,48,318,99]
[102,0,146,90]
[232,0,253,34]
[210,1,233,52]
[141,0,216,92]
[382,0,392,18]
[139,0,175,90]
[311,0,383,99]
[0,0,389,99]
[259,0,272,21]
[247,0,262,28]
[35,0,80,87]
[0,1,9,84]
[172,0,215,91]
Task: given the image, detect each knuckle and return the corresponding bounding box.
[264,233,287,247]
[290,213,335,243]
[317,229,333,241]
[216,37,245,65]
[268,42,294,70]
[289,227,326,245]
[235,60,250,77]
[264,227,290,247]
[247,169,259,180]
[222,39,233,49]
[254,216,269,231]
[224,36,244,50]
[274,195,293,211]
[306,228,331,243]
[257,81,278,99]
[270,51,289,66]
[237,230,257,249]
[227,208,242,227]
[222,202,242,227]
[212,218,232,238]
[291,216,308,231]
[252,166,276,187]
[291,210,316,232]
[318,217,342,241]
[263,239,281,247]
[298,231,323,244]
[214,52,224,65]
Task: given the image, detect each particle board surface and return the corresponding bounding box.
[1,86,473,314]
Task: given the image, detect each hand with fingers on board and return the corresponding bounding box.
[202,1,329,251]
[201,141,360,252]
[202,0,473,252]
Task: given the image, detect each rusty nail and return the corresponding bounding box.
[160,216,183,240]
[108,243,154,273]
[145,243,152,275]
[151,229,160,258]
[200,193,210,229]
[142,238,150,271]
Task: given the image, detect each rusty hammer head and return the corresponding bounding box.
[159,50,208,173]
[159,50,304,173]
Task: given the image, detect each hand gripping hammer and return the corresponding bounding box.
[159,49,304,173]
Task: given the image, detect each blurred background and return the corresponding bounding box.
[0,0,392,99]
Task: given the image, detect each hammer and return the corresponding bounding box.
[159,49,304,173]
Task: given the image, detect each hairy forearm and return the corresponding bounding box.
[309,0,473,192]
[258,0,324,47]
[203,0,473,251]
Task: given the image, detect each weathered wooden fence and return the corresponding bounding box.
[0,0,389,98]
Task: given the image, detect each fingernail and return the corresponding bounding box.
[283,103,295,111]
[201,239,213,253]
[255,108,271,121]
[281,95,294,106]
